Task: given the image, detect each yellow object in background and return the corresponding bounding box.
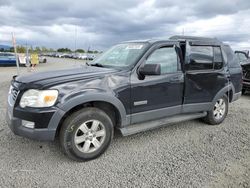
[31,53,39,65]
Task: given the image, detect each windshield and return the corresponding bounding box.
[91,43,148,68]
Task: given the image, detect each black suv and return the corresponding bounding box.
[6,36,242,161]
[235,50,250,94]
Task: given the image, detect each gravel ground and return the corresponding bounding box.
[0,58,249,188]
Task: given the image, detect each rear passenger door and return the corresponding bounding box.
[183,43,228,112]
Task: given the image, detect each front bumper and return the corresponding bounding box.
[6,97,59,141]
[243,80,250,91]
[6,112,56,141]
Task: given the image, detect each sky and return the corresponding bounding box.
[0,0,250,51]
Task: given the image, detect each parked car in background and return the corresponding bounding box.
[78,54,94,60]
[0,52,17,66]
[60,53,73,58]
[235,50,250,65]
[18,54,28,66]
[6,36,242,161]
[38,55,47,63]
[235,50,250,94]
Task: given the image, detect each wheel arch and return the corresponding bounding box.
[212,83,235,105]
[48,93,128,140]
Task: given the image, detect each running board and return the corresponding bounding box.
[119,112,207,136]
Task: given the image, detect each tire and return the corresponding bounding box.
[242,89,246,95]
[203,95,228,125]
[60,107,114,161]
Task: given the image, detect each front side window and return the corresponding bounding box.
[145,47,178,74]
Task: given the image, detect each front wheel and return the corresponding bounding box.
[60,107,113,161]
[203,95,229,125]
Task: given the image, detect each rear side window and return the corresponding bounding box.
[188,46,213,70]
[188,46,223,70]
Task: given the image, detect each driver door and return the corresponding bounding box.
[130,44,184,124]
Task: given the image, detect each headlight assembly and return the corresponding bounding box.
[20,89,58,108]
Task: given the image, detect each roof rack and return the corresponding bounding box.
[169,35,219,42]
[169,35,223,46]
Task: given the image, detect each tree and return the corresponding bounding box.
[49,48,54,52]
[57,48,71,52]
[16,45,26,53]
[41,46,48,52]
[9,47,14,52]
[30,46,34,53]
[75,49,85,53]
[35,47,41,53]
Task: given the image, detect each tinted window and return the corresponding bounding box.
[188,46,213,70]
[145,47,178,74]
[213,47,223,69]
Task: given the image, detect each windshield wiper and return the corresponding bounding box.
[90,63,104,67]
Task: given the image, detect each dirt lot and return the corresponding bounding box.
[0,58,249,187]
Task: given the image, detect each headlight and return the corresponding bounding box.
[20,89,58,108]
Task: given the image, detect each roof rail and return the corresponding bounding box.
[169,35,219,42]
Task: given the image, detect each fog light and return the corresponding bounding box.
[22,120,35,129]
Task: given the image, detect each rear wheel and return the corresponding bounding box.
[203,95,228,125]
[60,107,113,161]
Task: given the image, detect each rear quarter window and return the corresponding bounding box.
[223,45,241,68]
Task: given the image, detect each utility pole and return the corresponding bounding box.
[182,28,185,36]
[26,42,30,67]
[75,25,77,55]
[12,32,20,75]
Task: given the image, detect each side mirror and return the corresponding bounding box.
[139,64,161,76]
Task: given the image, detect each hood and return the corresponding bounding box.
[15,66,118,88]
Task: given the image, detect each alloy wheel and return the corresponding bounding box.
[74,120,106,153]
[213,98,226,120]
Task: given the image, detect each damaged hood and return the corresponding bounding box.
[15,66,119,88]
[242,63,250,70]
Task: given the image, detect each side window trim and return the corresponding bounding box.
[213,46,224,70]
